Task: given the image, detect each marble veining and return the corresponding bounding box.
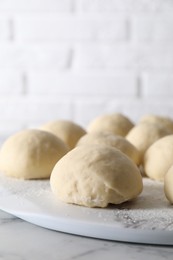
[0,210,173,260]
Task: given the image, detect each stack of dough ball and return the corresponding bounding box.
[87,113,134,137]
[39,120,86,150]
[164,165,173,203]
[50,145,143,208]
[139,114,173,133]
[77,132,140,165]
[0,129,68,179]
[144,135,173,181]
[126,122,171,163]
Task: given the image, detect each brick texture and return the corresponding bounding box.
[132,16,173,42]
[0,0,173,137]
[27,72,137,96]
[75,44,173,70]
[142,73,173,97]
[15,15,127,42]
[77,0,173,12]
[0,70,23,94]
[0,44,72,69]
[0,0,73,12]
[0,17,10,41]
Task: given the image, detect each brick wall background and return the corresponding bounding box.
[0,0,173,138]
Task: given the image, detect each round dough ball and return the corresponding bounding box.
[77,132,140,165]
[87,113,134,137]
[50,145,143,208]
[144,135,173,181]
[164,165,173,203]
[0,129,69,179]
[126,122,171,163]
[39,120,86,150]
[139,114,173,133]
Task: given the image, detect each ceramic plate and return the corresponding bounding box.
[0,174,173,245]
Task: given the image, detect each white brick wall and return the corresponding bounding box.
[74,44,173,70]
[0,16,10,41]
[28,72,137,96]
[15,14,127,42]
[142,73,173,97]
[0,0,173,138]
[0,0,73,12]
[76,0,173,12]
[0,70,22,94]
[0,44,71,69]
[132,16,173,42]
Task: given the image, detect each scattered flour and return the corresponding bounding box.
[0,173,173,231]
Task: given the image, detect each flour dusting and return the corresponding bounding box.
[0,173,173,231]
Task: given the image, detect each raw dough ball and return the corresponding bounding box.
[139,114,173,133]
[164,165,173,203]
[0,129,68,179]
[126,122,171,163]
[77,132,140,165]
[87,113,134,137]
[39,120,86,150]
[144,135,173,181]
[50,145,143,208]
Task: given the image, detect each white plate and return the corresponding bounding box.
[0,174,173,245]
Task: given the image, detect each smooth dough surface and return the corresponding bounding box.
[77,132,140,165]
[50,145,143,208]
[126,122,171,163]
[144,135,173,181]
[139,114,173,133]
[0,129,68,179]
[87,113,134,137]
[164,165,173,203]
[39,120,86,150]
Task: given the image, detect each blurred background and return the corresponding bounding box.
[0,0,173,139]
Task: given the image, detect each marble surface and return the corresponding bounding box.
[0,210,173,260]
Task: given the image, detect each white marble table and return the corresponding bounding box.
[0,210,173,260]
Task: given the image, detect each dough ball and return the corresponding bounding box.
[87,113,134,137]
[139,114,173,133]
[0,129,68,179]
[126,122,171,163]
[39,120,86,150]
[164,165,173,203]
[77,132,140,165]
[144,135,173,181]
[50,145,143,208]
